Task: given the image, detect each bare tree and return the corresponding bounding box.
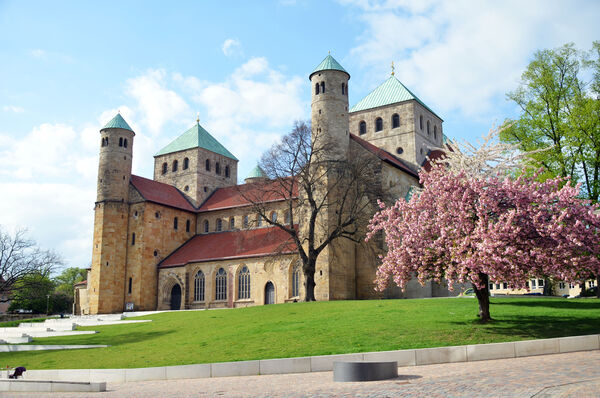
[239,121,386,301]
[0,226,63,301]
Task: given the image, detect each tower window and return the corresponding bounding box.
[320,81,325,93]
[184,185,189,191]
[434,126,437,140]
[392,114,400,129]
[186,219,191,233]
[341,83,345,95]
[172,160,178,172]
[205,159,210,171]
[216,218,222,232]
[204,220,209,233]
[124,139,128,148]
[359,121,366,135]
[427,120,430,135]
[215,162,221,175]
[396,147,404,155]
[183,157,189,170]
[420,115,423,130]
[119,137,123,147]
[173,217,178,230]
[131,233,135,246]
[243,215,249,228]
[315,83,320,95]
[128,277,132,295]
[162,162,167,175]
[230,217,235,230]
[375,117,383,132]
[101,137,105,147]
[225,165,230,178]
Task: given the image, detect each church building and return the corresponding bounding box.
[77,55,454,315]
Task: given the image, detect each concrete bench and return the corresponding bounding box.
[333,361,398,382]
[0,379,106,392]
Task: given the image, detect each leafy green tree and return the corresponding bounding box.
[8,272,54,314]
[53,267,87,299]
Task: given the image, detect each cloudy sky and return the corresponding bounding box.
[1,0,599,270]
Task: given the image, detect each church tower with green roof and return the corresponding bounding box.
[153,118,238,206]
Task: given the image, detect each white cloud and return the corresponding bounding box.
[222,38,243,57]
[29,49,46,59]
[126,69,190,135]
[343,0,600,119]
[3,105,25,113]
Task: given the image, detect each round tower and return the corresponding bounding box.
[309,54,350,160]
[97,113,135,202]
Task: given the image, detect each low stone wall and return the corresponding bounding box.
[17,334,600,383]
[0,380,105,392]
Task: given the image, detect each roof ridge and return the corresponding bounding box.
[101,113,134,132]
[155,122,238,160]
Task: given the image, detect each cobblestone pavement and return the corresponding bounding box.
[4,350,600,398]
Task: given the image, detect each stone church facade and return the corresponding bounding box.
[78,55,456,315]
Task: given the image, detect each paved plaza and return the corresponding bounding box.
[4,350,600,397]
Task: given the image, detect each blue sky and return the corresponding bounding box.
[1,0,599,270]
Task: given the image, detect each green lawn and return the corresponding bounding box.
[1,297,599,369]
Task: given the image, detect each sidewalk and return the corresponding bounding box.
[5,350,600,397]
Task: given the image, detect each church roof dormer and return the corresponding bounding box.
[309,54,350,79]
[101,113,134,132]
[155,121,238,160]
[349,75,442,120]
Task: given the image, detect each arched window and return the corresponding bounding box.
[194,270,205,301]
[173,217,178,230]
[292,265,300,297]
[359,121,366,135]
[119,137,123,147]
[434,126,437,140]
[162,162,167,175]
[243,215,249,228]
[203,220,209,233]
[229,217,235,230]
[172,160,178,172]
[375,117,383,132]
[284,211,291,225]
[392,114,400,129]
[124,139,128,148]
[183,158,189,170]
[225,165,230,178]
[420,115,423,130]
[238,266,250,299]
[315,83,320,95]
[215,268,227,300]
[205,159,210,171]
[270,211,277,223]
[215,162,220,175]
[341,83,345,95]
[257,215,263,227]
[186,219,191,233]
[320,81,325,93]
[101,137,105,147]
[216,218,222,232]
[427,120,430,135]
[105,137,109,146]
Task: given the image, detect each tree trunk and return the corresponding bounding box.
[305,273,316,302]
[472,273,492,323]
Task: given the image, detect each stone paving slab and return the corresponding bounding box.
[9,351,600,397]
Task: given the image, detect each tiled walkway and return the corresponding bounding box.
[5,350,600,397]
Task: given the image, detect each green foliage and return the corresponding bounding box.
[502,42,600,201]
[53,267,86,299]
[2,298,600,369]
[8,272,54,314]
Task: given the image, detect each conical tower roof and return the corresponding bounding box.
[155,121,238,160]
[246,165,266,179]
[350,75,441,120]
[309,54,350,79]
[101,113,134,132]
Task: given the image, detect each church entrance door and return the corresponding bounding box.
[265,282,275,305]
[170,284,182,310]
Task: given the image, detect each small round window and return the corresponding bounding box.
[396,147,404,155]
[184,185,189,192]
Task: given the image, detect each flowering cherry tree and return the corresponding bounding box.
[367,164,600,322]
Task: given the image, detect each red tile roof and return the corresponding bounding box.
[159,227,297,267]
[199,179,297,212]
[421,149,447,172]
[131,175,196,212]
[74,280,87,287]
[349,134,419,178]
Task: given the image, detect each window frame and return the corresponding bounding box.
[215,268,227,301]
[238,266,251,300]
[375,117,383,132]
[194,270,205,302]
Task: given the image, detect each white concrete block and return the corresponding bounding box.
[467,342,515,362]
[415,346,467,365]
[515,338,559,357]
[211,360,260,377]
[0,380,9,391]
[559,335,600,353]
[52,369,91,382]
[125,366,167,382]
[259,357,311,375]
[310,353,364,372]
[166,364,210,380]
[49,381,104,392]
[24,370,60,380]
[90,369,126,383]
[362,350,416,367]
[9,381,53,392]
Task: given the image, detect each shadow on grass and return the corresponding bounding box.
[491,299,600,310]
[28,330,174,347]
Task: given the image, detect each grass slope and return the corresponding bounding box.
[1,298,599,369]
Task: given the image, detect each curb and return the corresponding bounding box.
[15,334,600,383]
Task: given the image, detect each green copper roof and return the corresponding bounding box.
[101,113,134,132]
[310,54,349,79]
[349,76,441,120]
[246,165,266,179]
[155,122,238,160]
